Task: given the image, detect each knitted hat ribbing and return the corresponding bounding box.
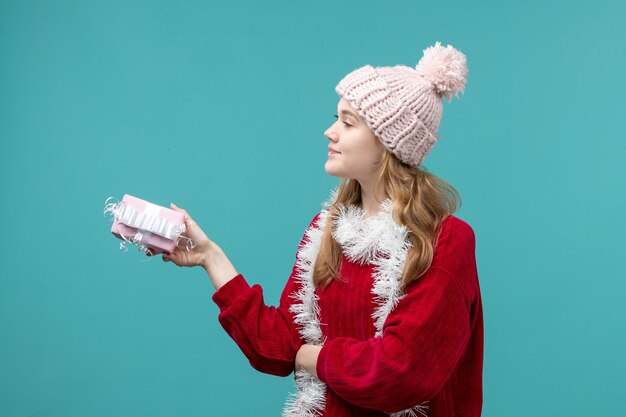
[335,41,468,168]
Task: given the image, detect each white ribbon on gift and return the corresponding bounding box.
[103,196,195,256]
[113,201,185,242]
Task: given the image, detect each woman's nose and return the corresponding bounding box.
[325,126,338,141]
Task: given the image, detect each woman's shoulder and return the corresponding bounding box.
[294,210,327,248]
[306,208,330,230]
[440,214,475,241]
[433,214,476,262]
[430,214,479,299]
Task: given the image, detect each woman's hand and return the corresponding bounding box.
[147,203,213,268]
[295,344,323,377]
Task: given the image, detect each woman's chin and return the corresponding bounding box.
[324,161,340,176]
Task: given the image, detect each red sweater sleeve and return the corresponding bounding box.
[210,213,321,377]
[316,220,476,412]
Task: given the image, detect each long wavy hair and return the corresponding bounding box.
[313,150,462,292]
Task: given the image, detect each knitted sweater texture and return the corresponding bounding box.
[211,204,483,417]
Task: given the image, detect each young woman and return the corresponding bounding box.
[155,41,484,417]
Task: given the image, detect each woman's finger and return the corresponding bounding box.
[170,203,196,228]
[170,203,188,215]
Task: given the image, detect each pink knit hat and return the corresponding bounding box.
[335,41,468,168]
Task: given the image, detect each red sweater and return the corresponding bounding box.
[211,213,483,417]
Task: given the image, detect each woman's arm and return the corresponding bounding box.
[161,203,320,377]
[200,240,240,291]
[210,268,305,377]
[295,344,323,377]
[314,267,472,411]
[207,213,323,377]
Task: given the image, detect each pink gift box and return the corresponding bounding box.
[110,194,186,255]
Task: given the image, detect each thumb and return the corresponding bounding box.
[170,202,187,215]
[171,203,194,227]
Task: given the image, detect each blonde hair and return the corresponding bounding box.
[313,150,461,292]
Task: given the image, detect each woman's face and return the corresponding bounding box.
[324,98,386,182]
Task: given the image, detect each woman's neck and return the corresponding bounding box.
[359,185,387,218]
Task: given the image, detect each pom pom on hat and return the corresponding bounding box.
[414,41,468,102]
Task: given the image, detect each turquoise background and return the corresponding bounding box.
[1,0,624,415]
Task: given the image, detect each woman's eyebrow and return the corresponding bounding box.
[339,109,359,119]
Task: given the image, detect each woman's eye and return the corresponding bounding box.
[333,114,351,127]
